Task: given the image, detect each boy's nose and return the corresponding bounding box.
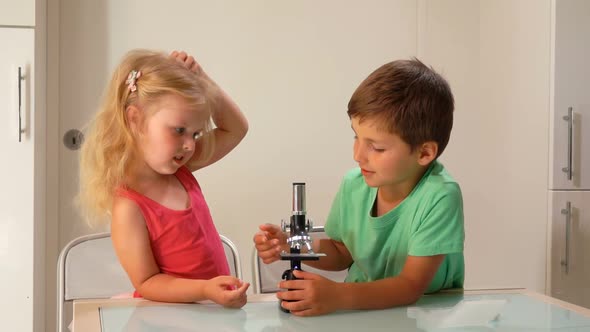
[353,144,365,163]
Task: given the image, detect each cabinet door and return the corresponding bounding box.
[550,0,590,190]
[0,27,35,332]
[0,0,35,26]
[549,191,590,309]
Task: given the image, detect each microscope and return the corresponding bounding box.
[279,182,326,313]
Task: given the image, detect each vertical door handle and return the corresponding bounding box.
[560,201,571,274]
[561,107,573,181]
[18,67,25,142]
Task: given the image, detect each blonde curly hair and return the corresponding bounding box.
[78,49,216,226]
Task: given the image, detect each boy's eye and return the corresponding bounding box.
[175,128,186,134]
[372,146,385,152]
[193,131,203,140]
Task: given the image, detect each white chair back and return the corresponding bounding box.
[57,232,242,332]
[220,234,243,280]
[57,232,131,332]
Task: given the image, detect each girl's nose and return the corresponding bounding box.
[183,138,195,152]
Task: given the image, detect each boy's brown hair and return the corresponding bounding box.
[347,58,454,158]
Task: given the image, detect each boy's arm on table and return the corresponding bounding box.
[339,254,445,309]
[111,197,248,307]
[278,254,444,316]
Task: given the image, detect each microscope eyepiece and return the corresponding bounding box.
[292,182,306,215]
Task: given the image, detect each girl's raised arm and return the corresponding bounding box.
[170,50,248,172]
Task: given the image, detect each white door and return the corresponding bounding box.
[0,27,35,332]
[550,0,590,190]
[549,191,590,309]
[0,0,35,26]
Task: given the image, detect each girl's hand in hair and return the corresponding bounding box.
[170,50,202,75]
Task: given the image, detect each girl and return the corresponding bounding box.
[79,49,249,307]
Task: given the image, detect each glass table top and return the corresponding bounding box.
[99,293,590,332]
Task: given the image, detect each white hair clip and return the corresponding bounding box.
[126,70,142,92]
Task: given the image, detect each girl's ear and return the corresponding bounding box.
[125,105,141,133]
[417,141,438,166]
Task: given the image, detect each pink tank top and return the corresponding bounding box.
[116,166,230,297]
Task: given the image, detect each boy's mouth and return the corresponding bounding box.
[361,168,374,175]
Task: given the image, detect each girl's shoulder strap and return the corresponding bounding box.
[115,186,146,203]
[175,166,201,190]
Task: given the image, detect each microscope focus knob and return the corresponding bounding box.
[281,219,290,232]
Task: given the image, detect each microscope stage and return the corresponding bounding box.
[280,252,327,261]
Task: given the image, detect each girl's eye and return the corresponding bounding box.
[372,146,385,152]
[175,128,186,134]
[193,131,203,140]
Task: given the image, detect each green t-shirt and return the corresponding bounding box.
[324,161,464,293]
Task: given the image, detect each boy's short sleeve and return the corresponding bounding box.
[324,178,345,242]
[408,184,464,256]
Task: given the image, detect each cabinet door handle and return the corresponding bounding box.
[561,107,573,181]
[560,201,571,274]
[18,67,25,142]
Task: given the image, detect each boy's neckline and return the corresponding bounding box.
[370,161,438,218]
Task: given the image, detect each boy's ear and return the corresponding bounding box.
[417,141,438,166]
[125,105,141,132]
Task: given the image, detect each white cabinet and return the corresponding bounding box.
[550,104,590,190]
[0,0,35,26]
[548,0,590,309]
[0,27,37,331]
[549,191,590,308]
[550,0,590,190]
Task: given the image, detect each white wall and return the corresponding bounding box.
[57,0,418,287]
[51,1,551,324]
[419,0,550,290]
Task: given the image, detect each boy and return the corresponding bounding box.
[254,58,464,316]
